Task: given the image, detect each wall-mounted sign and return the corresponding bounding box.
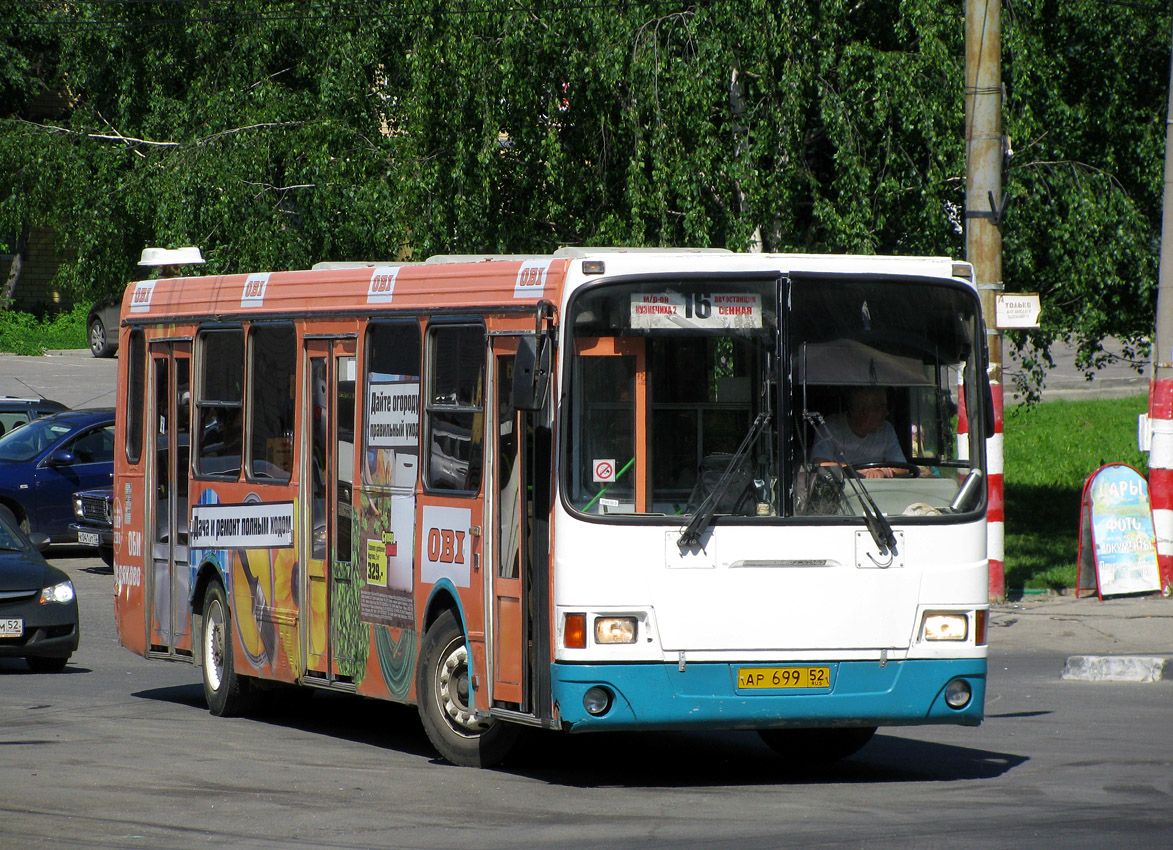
[995,293,1041,329]
[1077,464,1162,599]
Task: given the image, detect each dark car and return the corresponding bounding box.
[0,395,69,437]
[87,299,121,358]
[0,511,79,672]
[0,409,115,542]
[70,486,114,567]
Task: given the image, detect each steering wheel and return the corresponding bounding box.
[850,462,920,478]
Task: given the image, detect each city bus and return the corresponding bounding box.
[112,248,990,767]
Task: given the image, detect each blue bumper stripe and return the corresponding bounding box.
[551,658,986,732]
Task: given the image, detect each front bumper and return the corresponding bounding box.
[0,599,80,660]
[551,657,986,732]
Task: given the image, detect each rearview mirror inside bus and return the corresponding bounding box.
[513,334,551,411]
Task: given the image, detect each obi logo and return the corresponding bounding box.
[241,272,271,307]
[367,267,399,304]
[130,281,156,313]
[127,530,143,558]
[514,260,551,299]
[421,505,471,588]
[427,527,466,565]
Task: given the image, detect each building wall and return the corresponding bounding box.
[2,226,75,312]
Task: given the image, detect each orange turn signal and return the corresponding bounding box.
[564,613,587,649]
[975,609,988,646]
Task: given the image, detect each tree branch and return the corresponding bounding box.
[9,118,308,149]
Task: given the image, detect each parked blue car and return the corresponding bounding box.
[0,409,116,542]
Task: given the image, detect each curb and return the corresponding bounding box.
[1062,655,1171,683]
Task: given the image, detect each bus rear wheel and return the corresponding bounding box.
[417,609,518,767]
[758,726,877,762]
[201,581,257,717]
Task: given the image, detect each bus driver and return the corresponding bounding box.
[811,386,908,479]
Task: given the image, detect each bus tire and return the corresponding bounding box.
[758,726,877,762]
[201,580,257,717]
[416,609,518,767]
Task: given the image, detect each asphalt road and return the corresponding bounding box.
[2,550,1171,849]
[1005,337,1148,402]
[0,349,118,410]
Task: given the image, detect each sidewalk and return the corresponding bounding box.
[990,593,1173,681]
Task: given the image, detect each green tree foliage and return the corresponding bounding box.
[0,0,1168,388]
[1002,0,1166,394]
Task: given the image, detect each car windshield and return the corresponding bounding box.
[0,417,74,462]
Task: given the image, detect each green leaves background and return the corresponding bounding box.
[1,1,1167,386]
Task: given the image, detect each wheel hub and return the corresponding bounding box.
[437,644,489,734]
[204,603,225,691]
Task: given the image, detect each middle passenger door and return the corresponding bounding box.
[303,338,360,683]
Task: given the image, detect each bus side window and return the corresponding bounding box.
[248,323,296,481]
[195,327,244,478]
[126,329,145,464]
[363,321,421,489]
[425,324,484,493]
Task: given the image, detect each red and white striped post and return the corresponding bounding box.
[1148,41,1173,597]
[1148,384,1173,594]
[958,374,1004,599]
[985,382,1005,597]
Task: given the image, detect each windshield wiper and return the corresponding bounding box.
[803,411,898,557]
[678,410,770,551]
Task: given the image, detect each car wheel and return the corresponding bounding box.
[99,546,114,568]
[416,609,519,767]
[27,656,69,673]
[89,317,113,358]
[201,580,257,717]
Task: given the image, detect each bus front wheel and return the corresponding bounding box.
[758,726,877,762]
[201,581,257,717]
[417,609,518,767]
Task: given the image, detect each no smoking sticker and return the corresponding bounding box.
[593,458,616,483]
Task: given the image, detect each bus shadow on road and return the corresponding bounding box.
[133,684,438,759]
[501,729,1028,788]
[132,683,1027,786]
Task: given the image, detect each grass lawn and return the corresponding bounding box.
[1003,393,1150,591]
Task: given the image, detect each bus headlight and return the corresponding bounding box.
[922,612,968,641]
[594,616,637,644]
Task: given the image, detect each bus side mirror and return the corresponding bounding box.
[980,320,996,436]
[984,375,995,436]
[513,335,551,412]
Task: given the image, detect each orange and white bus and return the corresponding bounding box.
[113,248,990,766]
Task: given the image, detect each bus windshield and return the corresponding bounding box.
[563,274,985,521]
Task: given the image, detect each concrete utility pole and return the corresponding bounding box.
[965,0,1005,601]
[1146,45,1173,597]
